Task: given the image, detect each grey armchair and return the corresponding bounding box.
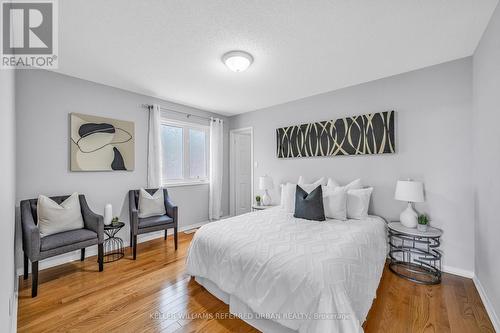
[128,189,178,260]
[20,194,104,297]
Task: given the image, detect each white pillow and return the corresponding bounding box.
[138,188,166,218]
[345,178,363,190]
[283,183,347,220]
[282,183,297,213]
[327,178,340,187]
[280,184,285,207]
[297,176,327,186]
[280,184,285,208]
[279,183,293,207]
[322,186,347,220]
[37,193,84,237]
[347,187,373,219]
[328,178,362,191]
[282,183,315,212]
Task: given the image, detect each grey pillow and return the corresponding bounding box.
[294,185,326,221]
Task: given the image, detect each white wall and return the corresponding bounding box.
[15,69,229,271]
[230,58,474,275]
[473,2,500,329]
[0,68,16,332]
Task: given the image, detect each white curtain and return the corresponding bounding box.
[147,104,162,188]
[209,118,224,220]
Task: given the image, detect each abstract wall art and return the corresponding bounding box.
[70,113,135,171]
[276,111,395,158]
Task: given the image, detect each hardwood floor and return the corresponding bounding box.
[18,232,495,333]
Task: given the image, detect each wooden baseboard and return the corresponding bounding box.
[473,275,500,332]
[442,265,474,279]
[10,279,18,333]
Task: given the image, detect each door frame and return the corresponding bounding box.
[229,127,254,216]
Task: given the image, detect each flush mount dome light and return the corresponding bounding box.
[222,50,253,72]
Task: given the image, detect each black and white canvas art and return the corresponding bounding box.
[70,113,135,171]
[276,111,395,158]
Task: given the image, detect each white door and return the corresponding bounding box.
[234,133,252,215]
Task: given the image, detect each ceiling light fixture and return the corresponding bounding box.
[222,50,253,72]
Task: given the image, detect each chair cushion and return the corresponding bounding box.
[41,229,97,252]
[37,193,84,237]
[138,215,173,229]
[138,188,166,218]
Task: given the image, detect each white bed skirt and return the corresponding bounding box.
[195,276,296,333]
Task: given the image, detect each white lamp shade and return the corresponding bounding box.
[395,180,424,203]
[259,176,273,190]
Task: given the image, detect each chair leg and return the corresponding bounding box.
[133,235,137,260]
[174,227,178,250]
[98,244,103,272]
[81,248,85,261]
[31,261,38,298]
[23,253,28,280]
[164,229,167,240]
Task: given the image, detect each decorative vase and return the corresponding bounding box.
[262,190,271,206]
[417,224,428,232]
[400,202,418,228]
[104,204,112,225]
[256,201,261,206]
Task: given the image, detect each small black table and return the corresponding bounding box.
[103,222,125,263]
[388,222,443,285]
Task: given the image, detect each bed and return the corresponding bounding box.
[186,207,387,333]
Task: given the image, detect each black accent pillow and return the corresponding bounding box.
[294,185,325,221]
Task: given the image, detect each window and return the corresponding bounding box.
[161,119,209,185]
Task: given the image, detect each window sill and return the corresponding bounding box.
[163,181,209,188]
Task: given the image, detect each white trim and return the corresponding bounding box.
[16,219,213,276]
[160,117,210,130]
[441,265,499,331]
[229,127,254,217]
[10,278,18,333]
[442,265,474,279]
[473,275,500,332]
[160,118,210,184]
[163,180,209,187]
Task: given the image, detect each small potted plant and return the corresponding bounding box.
[417,214,429,232]
[111,216,120,226]
[255,195,262,206]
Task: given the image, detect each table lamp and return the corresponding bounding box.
[394,180,424,228]
[259,176,274,206]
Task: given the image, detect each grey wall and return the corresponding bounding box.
[15,69,229,270]
[473,2,500,326]
[0,69,16,332]
[230,58,474,274]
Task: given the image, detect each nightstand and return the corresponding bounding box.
[103,222,125,263]
[251,204,276,211]
[388,222,443,285]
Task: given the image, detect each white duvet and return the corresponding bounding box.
[186,208,387,333]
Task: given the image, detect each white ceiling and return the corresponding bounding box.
[55,0,498,115]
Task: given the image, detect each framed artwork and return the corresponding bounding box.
[276,111,395,158]
[70,113,135,171]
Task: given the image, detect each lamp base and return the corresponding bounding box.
[262,190,271,206]
[400,203,418,228]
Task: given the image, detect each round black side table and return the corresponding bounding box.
[388,222,443,285]
[103,222,125,263]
